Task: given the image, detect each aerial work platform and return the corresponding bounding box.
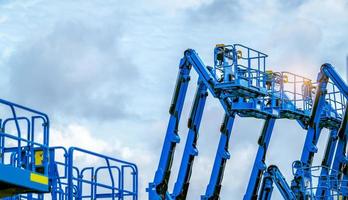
[0,98,50,198]
[0,164,48,198]
[0,97,138,199]
[3,42,347,200]
[148,43,348,200]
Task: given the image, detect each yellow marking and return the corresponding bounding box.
[30,173,48,185]
[283,74,289,83]
[35,150,43,166]
[237,50,242,59]
[303,80,312,86]
[215,44,225,47]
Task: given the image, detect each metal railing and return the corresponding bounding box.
[0,98,49,176]
[275,72,313,116]
[65,147,138,200]
[292,163,347,199]
[213,44,268,90]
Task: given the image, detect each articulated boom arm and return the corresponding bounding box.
[320,64,348,99]
[171,81,208,199]
[149,45,348,200]
[149,49,234,200]
[291,63,348,198]
[257,63,348,199]
[243,117,276,200]
[202,114,236,200]
[149,47,268,199]
[148,59,192,199]
[259,166,296,200]
[330,107,348,195]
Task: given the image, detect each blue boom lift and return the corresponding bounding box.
[148,44,348,200]
[2,43,347,200]
[258,64,347,199]
[148,44,281,200]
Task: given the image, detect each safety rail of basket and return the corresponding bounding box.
[270,71,313,115]
[213,44,268,89]
[323,81,347,120]
[67,147,138,200]
[292,164,346,199]
[0,98,49,176]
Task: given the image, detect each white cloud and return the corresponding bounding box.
[0,15,7,24]
[0,0,347,199]
[50,123,154,199]
[152,0,214,14]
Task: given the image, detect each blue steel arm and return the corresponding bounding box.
[149,49,221,200]
[330,107,348,189]
[291,65,329,198]
[171,80,208,199]
[315,129,339,197]
[341,160,348,196]
[317,63,348,197]
[244,117,276,200]
[261,166,297,200]
[320,64,348,99]
[185,49,234,116]
[148,58,192,200]
[292,63,348,198]
[201,113,236,200]
[179,49,240,199]
[184,49,217,96]
[258,171,273,200]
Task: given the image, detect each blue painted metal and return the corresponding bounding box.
[260,165,297,200]
[289,64,346,199]
[147,58,192,200]
[67,147,138,200]
[258,63,347,199]
[149,45,348,200]
[171,81,208,199]
[329,107,348,195]
[274,72,313,126]
[316,129,339,197]
[149,44,280,200]
[0,98,138,199]
[258,171,273,200]
[243,70,320,199]
[291,163,345,199]
[9,146,138,200]
[244,117,276,200]
[202,114,235,200]
[0,98,50,197]
[212,44,277,119]
[4,44,347,200]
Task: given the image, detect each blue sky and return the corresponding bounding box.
[0,0,348,199]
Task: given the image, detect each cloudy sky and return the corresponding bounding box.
[0,0,347,199]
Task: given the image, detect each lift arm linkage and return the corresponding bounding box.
[202,114,235,200]
[259,165,296,200]
[292,63,348,198]
[244,117,276,200]
[171,81,208,199]
[149,50,219,200]
[320,64,348,99]
[330,107,348,194]
[148,59,192,200]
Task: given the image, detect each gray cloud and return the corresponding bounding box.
[7,20,140,121]
[1,0,347,199]
[187,0,242,23]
